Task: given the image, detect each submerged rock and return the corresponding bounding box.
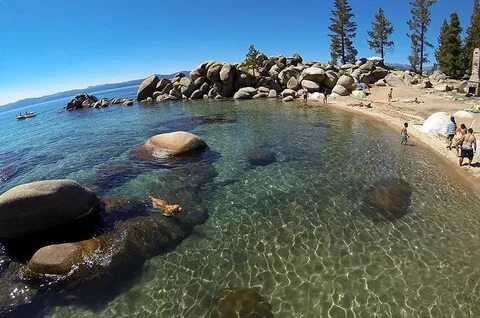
[208,287,273,318]
[140,131,207,158]
[245,147,276,166]
[26,239,100,276]
[0,180,101,239]
[365,178,412,221]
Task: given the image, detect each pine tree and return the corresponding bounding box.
[329,0,358,65]
[435,19,449,66]
[409,33,422,71]
[407,0,437,73]
[242,45,266,77]
[436,13,464,78]
[465,0,480,70]
[367,8,395,60]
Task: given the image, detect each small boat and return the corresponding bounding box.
[16,112,36,120]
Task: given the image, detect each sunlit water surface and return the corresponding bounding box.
[1,87,480,317]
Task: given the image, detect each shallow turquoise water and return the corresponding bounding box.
[1,88,480,317]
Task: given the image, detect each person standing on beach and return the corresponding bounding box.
[400,123,410,145]
[459,128,477,166]
[388,88,393,102]
[446,116,457,150]
[303,90,308,105]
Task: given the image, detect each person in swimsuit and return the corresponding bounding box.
[388,88,393,102]
[303,90,308,105]
[400,123,410,145]
[446,116,457,150]
[459,128,477,166]
[453,124,468,157]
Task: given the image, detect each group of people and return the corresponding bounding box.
[446,116,477,166]
[400,116,477,167]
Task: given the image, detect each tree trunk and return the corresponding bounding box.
[420,23,425,74]
[341,33,345,65]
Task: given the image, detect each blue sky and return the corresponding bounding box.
[0,0,475,105]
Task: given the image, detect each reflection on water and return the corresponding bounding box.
[0,95,480,317]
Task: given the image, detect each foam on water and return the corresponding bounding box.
[1,92,480,317]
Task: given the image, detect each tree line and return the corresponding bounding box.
[329,0,480,78]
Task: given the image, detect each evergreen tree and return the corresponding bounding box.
[436,13,464,78]
[242,45,266,77]
[408,33,422,71]
[465,0,480,70]
[329,0,358,65]
[407,0,437,73]
[435,19,449,66]
[367,8,395,60]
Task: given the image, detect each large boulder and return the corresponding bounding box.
[141,131,207,158]
[190,89,204,99]
[300,67,326,83]
[385,73,406,87]
[26,239,99,276]
[219,63,237,97]
[332,84,350,96]
[336,75,354,89]
[281,89,296,98]
[301,80,320,93]
[434,83,453,92]
[324,70,339,89]
[287,77,299,90]
[278,67,300,86]
[233,91,252,100]
[0,180,101,239]
[136,75,160,101]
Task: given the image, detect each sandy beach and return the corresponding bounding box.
[308,81,480,197]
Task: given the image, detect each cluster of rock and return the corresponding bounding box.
[378,69,473,94]
[66,93,133,111]
[136,54,392,103]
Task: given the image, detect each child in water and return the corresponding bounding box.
[400,123,410,145]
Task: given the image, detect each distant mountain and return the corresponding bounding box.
[1,71,189,108]
[386,63,433,73]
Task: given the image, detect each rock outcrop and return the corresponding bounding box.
[135,53,392,103]
[0,180,101,239]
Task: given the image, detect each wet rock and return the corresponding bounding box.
[268,90,277,98]
[245,147,276,166]
[208,287,273,318]
[365,178,412,221]
[140,131,207,158]
[26,239,100,276]
[0,180,101,239]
